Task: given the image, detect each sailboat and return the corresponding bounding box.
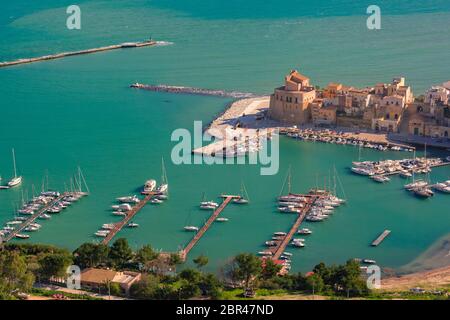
[8,148,22,187]
[155,157,169,196]
[233,181,249,204]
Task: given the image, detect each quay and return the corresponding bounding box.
[180,195,240,261]
[0,40,157,68]
[2,192,71,242]
[371,230,391,247]
[101,192,156,245]
[269,195,318,261]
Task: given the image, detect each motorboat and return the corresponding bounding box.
[142,179,157,194]
[273,232,287,236]
[216,217,229,222]
[113,211,127,216]
[257,251,273,256]
[38,214,51,220]
[15,234,30,239]
[117,195,140,204]
[265,241,277,247]
[95,230,110,237]
[432,183,450,193]
[127,222,139,228]
[351,167,375,176]
[298,228,312,235]
[362,259,376,265]
[184,226,199,232]
[372,175,390,183]
[150,198,163,204]
[102,224,116,230]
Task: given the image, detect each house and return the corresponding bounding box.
[80,268,142,295]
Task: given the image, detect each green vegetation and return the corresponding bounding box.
[2,241,446,300]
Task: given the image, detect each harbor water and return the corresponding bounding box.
[0,0,449,273]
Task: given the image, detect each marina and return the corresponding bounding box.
[180,195,241,261]
[1,191,87,243]
[0,40,158,68]
[100,192,157,245]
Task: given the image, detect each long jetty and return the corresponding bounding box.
[3,193,66,242]
[180,195,239,260]
[0,40,157,68]
[270,196,317,261]
[130,83,256,99]
[101,193,156,245]
[371,229,391,247]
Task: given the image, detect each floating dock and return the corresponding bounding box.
[0,40,157,68]
[180,195,240,260]
[371,229,391,247]
[101,192,156,245]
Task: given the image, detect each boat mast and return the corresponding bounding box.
[11,148,18,178]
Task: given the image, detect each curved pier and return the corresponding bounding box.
[0,40,157,68]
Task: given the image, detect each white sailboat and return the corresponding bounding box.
[8,148,22,187]
[233,181,250,204]
[156,157,169,196]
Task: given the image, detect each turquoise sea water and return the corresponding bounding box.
[0,0,449,273]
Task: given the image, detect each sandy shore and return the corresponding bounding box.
[381,265,450,291]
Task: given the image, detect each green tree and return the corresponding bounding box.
[129,275,159,299]
[135,245,159,266]
[38,253,72,280]
[229,253,262,289]
[108,238,133,268]
[0,251,35,298]
[169,253,182,266]
[199,273,222,299]
[193,255,209,269]
[179,268,202,283]
[260,259,281,280]
[74,243,109,268]
[305,273,324,294]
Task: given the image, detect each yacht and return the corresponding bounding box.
[216,217,229,222]
[15,234,30,239]
[111,203,133,211]
[372,175,390,183]
[274,232,287,236]
[200,201,219,207]
[432,183,450,193]
[184,226,199,232]
[156,194,168,200]
[278,206,301,213]
[233,197,249,204]
[38,214,52,220]
[351,167,375,176]
[113,211,127,216]
[257,251,273,256]
[7,220,23,225]
[95,230,110,237]
[265,241,277,247]
[117,195,140,203]
[8,149,22,188]
[102,224,115,230]
[141,179,157,194]
[156,184,168,194]
[24,226,40,232]
[283,252,293,257]
[404,179,428,190]
[412,187,434,198]
[200,204,217,210]
[150,198,163,204]
[306,216,324,222]
[291,241,305,248]
[362,259,376,265]
[298,228,312,235]
[399,170,412,178]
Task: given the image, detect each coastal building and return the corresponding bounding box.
[311,99,337,126]
[268,70,316,124]
[407,83,450,138]
[80,268,142,295]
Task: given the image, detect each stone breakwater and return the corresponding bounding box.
[0,40,159,68]
[130,83,256,99]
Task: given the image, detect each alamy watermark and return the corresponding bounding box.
[366,265,381,289]
[367,5,381,30]
[170,121,279,175]
[66,5,81,30]
[66,265,81,290]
